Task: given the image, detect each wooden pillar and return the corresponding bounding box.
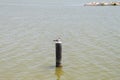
[54,38,62,67]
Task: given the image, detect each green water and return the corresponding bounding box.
[0,0,120,80]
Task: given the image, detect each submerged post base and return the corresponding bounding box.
[56,63,62,67]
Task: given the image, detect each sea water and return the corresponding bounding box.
[0,0,120,80]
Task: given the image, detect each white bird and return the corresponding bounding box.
[53,38,62,43]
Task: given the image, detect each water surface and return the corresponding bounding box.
[0,0,120,80]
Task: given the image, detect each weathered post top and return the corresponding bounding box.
[53,38,62,43]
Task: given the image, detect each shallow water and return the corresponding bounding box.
[0,0,120,80]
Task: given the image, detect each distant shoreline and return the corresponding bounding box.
[84,2,120,6]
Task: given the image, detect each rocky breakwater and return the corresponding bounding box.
[84,2,120,6]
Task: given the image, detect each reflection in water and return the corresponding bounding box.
[55,67,64,80]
